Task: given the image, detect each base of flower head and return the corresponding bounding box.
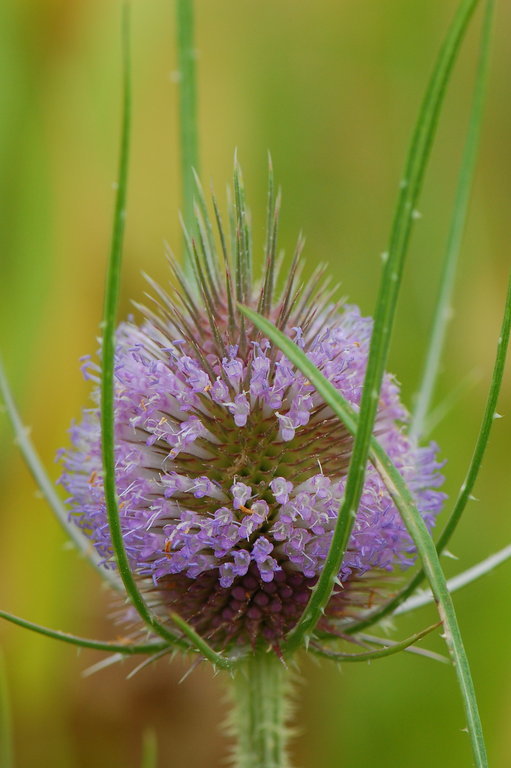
[143,560,393,651]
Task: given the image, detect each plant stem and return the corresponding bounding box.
[231,654,290,768]
[0,651,14,768]
[175,0,199,279]
[410,0,495,441]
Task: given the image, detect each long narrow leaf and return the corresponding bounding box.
[411,0,495,440]
[0,357,120,591]
[100,5,232,670]
[396,543,511,615]
[355,632,448,664]
[309,622,441,663]
[176,0,199,280]
[285,0,480,655]
[240,306,488,768]
[0,610,176,655]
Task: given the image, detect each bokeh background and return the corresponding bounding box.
[0,0,510,766]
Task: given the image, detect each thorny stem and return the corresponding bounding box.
[230,653,291,768]
[346,265,511,635]
[101,2,184,649]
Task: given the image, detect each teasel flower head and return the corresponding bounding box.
[59,169,446,653]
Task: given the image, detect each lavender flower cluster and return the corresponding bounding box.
[59,190,445,648]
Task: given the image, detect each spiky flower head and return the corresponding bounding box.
[59,169,445,652]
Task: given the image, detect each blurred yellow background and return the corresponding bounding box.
[0,1,510,766]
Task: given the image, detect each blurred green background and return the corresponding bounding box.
[0,0,510,766]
